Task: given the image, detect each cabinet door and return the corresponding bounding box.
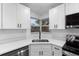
[29,44,42,56]
[42,44,52,56]
[3,3,17,29]
[53,45,62,56]
[17,4,30,29]
[56,4,65,29]
[49,8,56,29]
[49,4,65,29]
[66,3,79,15]
[0,3,1,29]
[29,44,52,56]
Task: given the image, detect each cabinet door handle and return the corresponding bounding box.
[39,51,43,56]
[54,24,56,28]
[17,24,19,28]
[55,47,59,50]
[52,51,54,56]
[55,24,57,28]
[54,24,58,28]
[39,51,41,56]
[42,51,43,55]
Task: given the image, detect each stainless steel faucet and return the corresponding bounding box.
[39,19,42,40]
[39,29,41,40]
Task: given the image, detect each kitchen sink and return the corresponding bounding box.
[32,39,49,42]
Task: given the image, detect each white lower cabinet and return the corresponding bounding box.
[29,44,62,56]
[29,44,52,56]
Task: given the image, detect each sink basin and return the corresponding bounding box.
[32,39,49,42]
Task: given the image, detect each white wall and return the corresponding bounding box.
[31,29,79,42]
[40,13,49,19]
[30,11,49,19]
[30,11,38,18]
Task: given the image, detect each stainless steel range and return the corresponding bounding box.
[62,35,79,56]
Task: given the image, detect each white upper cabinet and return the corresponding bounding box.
[0,3,1,29]
[49,4,65,29]
[3,3,17,29]
[17,4,30,29]
[66,3,79,15]
[2,3,30,29]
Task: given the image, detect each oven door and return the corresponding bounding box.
[62,50,78,56]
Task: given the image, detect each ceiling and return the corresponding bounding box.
[21,3,62,18]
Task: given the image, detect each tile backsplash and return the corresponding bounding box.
[0,29,26,44]
[0,29,79,44]
[31,29,79,42]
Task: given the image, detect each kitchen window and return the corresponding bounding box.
[31,17,40,32]
[31,17,49,32]
[42,18,49,32]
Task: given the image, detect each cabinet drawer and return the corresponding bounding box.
[52,44,62,56]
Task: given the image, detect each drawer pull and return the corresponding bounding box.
[55,47,60,50]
